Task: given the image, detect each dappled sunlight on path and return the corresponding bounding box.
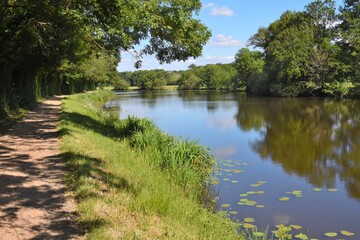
[0,97,79,239]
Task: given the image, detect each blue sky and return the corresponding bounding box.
[117,0,342,72]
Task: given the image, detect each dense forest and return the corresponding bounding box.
[0,0,210,118]
[120,0,360,98]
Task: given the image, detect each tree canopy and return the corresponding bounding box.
[0,0,211,117]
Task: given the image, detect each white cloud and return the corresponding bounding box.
[211,6,234,16]
[205,55,235,61]
[209,34,245,47]
[117,51,236,72]
[203,2,234,17]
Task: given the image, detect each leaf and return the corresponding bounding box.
[245,200,257,206]
[324,232,337,237]
[292,190,302,195]
[239,194,248,197]
[255,191,265,195]
[243,223,256,229]
[256,204,265,208]
[279,197,290,201]
[313,188,322,192]
[340,230,354,236]
[253,232,265,237]
[244,217,255,223]
[249,184,261,187]
[221,203,231,208]
[327,188,338,192]
[231,180,238,183]
[290,224,303,230]
[295,233,309,240]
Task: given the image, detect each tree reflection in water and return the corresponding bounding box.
[235,98,360,200]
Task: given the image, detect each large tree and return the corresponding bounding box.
[0,0,211,116]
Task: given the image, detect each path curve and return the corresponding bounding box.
[0,97,79,239]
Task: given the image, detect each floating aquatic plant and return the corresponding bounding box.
[295,233,308,240]
[279,197,290,201]
[221,203,231,208]
[340,230,354,236]
[290,224,302,230]
[255,205,265,208]
[244,217,255,223]
[324,232,337,237]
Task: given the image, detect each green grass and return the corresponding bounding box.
[60,90,242,239]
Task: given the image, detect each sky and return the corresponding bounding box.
[117,0,342,72]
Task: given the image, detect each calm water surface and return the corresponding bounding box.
[106,91,360,239]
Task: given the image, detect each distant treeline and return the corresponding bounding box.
[119,0,360,98]
[0,0,210,118]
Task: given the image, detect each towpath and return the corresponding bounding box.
[0,97,79,239]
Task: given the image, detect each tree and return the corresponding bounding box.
[234,48,266,93]
[338,0,360,83]
[0,0,211,117]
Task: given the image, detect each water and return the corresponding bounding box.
[106,91,360,239]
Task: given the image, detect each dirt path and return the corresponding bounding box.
[0,97,79,240]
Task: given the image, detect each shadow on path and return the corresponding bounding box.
[0,97,80,240]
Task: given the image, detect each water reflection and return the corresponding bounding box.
[236,98,360,200]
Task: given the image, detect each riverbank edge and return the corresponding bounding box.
[59,90,244,239]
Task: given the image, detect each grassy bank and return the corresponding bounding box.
[60,90,243,239]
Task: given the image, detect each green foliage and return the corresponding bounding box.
[177,63,238,90]
[247,0,360,97]
[0,0,211,118]
[178,71,202,90]
[112,77,130,91]
[272,225,292,240]
[234,48,267,94]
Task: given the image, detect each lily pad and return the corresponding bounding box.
[256,204,265,208]
[247,191,256,195]
[324,232,338,237]
[240,198,249,203]
[313,188,322,192]
[233,169,244,173]
[257,181,267,184]
[255,191,265,195]
[279,197,290,201]
[239,194,248,197]
[292,190,302,195]
[244,217,255,223]
[245,201,257,206]
[340,230,354,236]
[253,232,265,237]
[249,184,261,187]
[243,223,256,229]
[221,203,231,208]
[223,178,230,181]
[295,233,309,240]
[327,188,338,192]
[231,180,238,183]
[290,224,303,230]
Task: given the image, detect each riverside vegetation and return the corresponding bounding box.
[61,90,323,239]
[60,90,244,239]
